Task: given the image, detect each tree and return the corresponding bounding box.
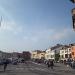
[55,53,60,61]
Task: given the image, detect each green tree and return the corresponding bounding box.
[55,53,60,61]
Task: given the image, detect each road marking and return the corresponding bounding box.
[16,68,24,70]
[29,68,34,70]
[31,62,46,67]
[29,67,49,72]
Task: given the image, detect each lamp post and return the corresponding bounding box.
[70,0,75,31]
[70,0,75,3]
[72,8,75,31]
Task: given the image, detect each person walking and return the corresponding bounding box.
[50,60,54,69]
[47,59,51,68]
[3,59,9,72]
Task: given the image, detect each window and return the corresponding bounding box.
[51,55,54,58]
[69,49,71,51]
[61,55,64,58]
[47,55,50,58]
[60,55,64,58]
[69,54,72,58]
[65,54,68,58]
[62,51,64,53]
[72,52,74,55]
[65,50,68,53]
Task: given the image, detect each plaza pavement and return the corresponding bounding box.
[0,61,75,75]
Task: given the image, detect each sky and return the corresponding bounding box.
[0,0,75,52]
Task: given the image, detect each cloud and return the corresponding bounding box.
[0,4,74,51]
[0,23,75,52]
[25,27,75,43]
[0,5,24,35]
[50,28,75,40]
[51,30,67,40]
[0,4,24,34]
[0,20,23,35]
[0,5,13,21]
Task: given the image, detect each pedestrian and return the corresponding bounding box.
[3,59,9,72]
[47,59,51,68]
[50,60,54,69]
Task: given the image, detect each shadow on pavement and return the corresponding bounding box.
[0,70,4,73]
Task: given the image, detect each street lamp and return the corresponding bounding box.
[70,0,75,3]
[72,8,75,30]
[70,0,75,31]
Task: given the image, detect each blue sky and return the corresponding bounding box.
[0,0,75,52]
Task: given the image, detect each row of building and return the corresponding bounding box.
[0,43,75,62]
[0,51,31,61]
[31,44,75,61]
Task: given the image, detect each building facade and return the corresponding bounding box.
[71,45,75,60]
[60,46,71,61]
[31,50,42,59]
[38,51,45,59]
[45,48,55,60]
[22,51,31,60]
[0,51,13,59]
[31,50,45,60]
